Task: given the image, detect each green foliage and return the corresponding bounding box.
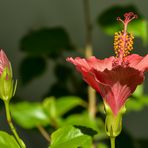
[97,143,109,148]
[43,96,86,117]
[55,96,86,116]
[20,27,73,57]
[0,131,20,148]
[20,56,46,84]
[132,84,143,98]
[126,99,143,112]
[126,84,148,112]
[50,126,93,148]
[11,96,86,129]
[64,112,99,131]
[42,97,57,120]
[10,102,50,129]
[97,5,148,45]
[74,125,98,137]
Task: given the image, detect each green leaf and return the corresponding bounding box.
[97,143,109,148]
[74,125,97,137]
[140,95,148,105]
[42,97,57,119]
[128,19,148,45]
[42,96,85,117]
[97,5,148,45]
[126,95,148,112]
[0,131,20,148]
[132,84,143,98]
[42,96,86,127]
[56,96,86,116]
[50,126,92,148]
[10,102,50,129]
[20,27,73,57]
[126,98,143,112]
[20,56,46,84]
[64,112,102,132]
[126,85,148,112]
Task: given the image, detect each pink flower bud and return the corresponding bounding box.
[0,49,17,101]
[0,50,10,75]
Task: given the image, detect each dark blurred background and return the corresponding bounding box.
[0,0,148,148]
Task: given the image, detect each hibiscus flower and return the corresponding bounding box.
[66,12,148,116]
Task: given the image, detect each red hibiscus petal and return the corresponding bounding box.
[67,56,145,115]
[92,66,144,115]
[0,49,10,74]
[66,56,114,72]
[127,54,148,72]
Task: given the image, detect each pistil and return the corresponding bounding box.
[113,12,137,66]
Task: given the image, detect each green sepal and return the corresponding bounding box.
[0,65,17,101]
[104,103,126,138]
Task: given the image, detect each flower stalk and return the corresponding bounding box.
[110,137,115,148]
[4,100,25,148]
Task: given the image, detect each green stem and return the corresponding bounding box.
[4,101,25,148]
[110,137,115,148]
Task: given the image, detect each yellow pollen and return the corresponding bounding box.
[114,31,134,58]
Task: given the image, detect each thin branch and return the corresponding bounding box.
[83,0,96,119]
[37,125,51,143]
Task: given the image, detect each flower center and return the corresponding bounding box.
[113,12,137,65]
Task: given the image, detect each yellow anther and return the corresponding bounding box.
[113,30,134,57]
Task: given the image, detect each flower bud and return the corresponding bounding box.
[0,50,17,101]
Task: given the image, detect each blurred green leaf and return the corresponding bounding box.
[42,96,86,127]
[132,84,143,98]
[126,84,148,112]
[42,97,57,119]
[42,96,85,117]
[20,56,46,84]
[42,97,64,128]
[64,112,102,131]
[0,131,20,148]
[126,98,143,112]
[20,27,73,57]
[11,102,50,129]
[50,125,92,148]
[126,95,148,112]
[56,96,86,116]
[97,143,109,148]
[97,5,148,45]
[140,95,148,105]
[128,19,148,45]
